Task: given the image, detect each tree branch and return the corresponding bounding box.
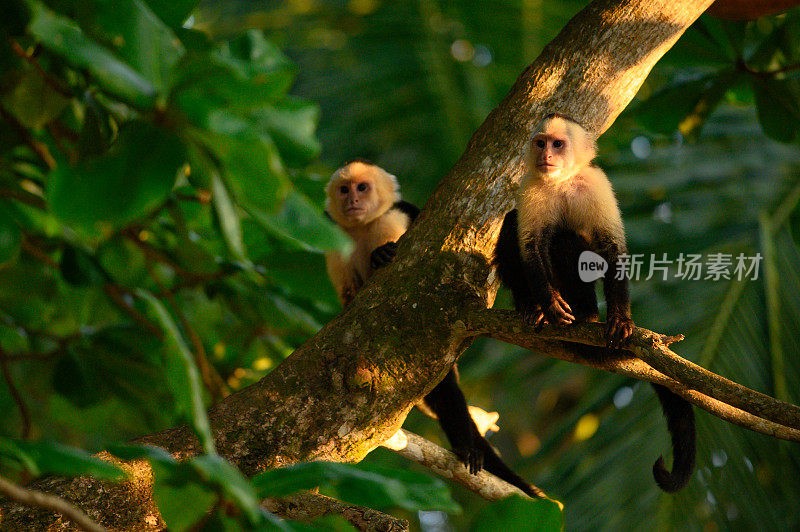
[381,429,548,500]
[263,492,409,532]
[0,475,105,532]
[466,309,800,441]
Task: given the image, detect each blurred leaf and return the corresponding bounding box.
[0,202,21,266]
[152,460,217,532]
[47,120,185,238]
[107,443,176,462]
[211,171,247,263]
[253,99,322,167]
[252,461,459,512]
[0,0,32,36]
[249,191,350,253]
[0,438,124,480]
[28,1,157,109]
[635,73,737,137]
[1,69,69,129]
[52,0,185,90]
[751,77,800,142]
[142,0,197,31]
[137,289,214,454]
[191,454,281,528]
[468,495,563,532]
[199,114,291,211]
[59,244,106,286]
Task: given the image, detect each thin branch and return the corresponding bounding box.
[0,106,56,170]
[467,309,800,440]
[0,474,106,532]
[0,347,31,439]
[381,429,551,501]
[263,492,409,532]
[9,39,73,98]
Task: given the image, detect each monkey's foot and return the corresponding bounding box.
[453,444,484,475]
[369,241,398,269]
[545,292,575,326]
[606,313,634,348]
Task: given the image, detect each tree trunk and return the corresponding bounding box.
[0,0,714,529]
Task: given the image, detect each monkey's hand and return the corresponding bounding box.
[520,304,546,330]
[452,442,484,475]
[606,313,634,348]
[369,241,398,269]
[545,291,575,326]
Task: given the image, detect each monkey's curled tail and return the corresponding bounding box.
[650,383,696,492]
[475,434,546,498]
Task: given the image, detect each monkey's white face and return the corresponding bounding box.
[529,133,574,180]
[333,178,380,225]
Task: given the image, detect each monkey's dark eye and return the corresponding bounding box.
[339,186,348,194]
[536,139,545,148]
[357,183,368,192]
[553,140,564,148]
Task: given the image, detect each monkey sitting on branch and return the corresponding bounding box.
[494,114,696,492]
[325,160,542,497]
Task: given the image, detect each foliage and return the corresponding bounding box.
[2,0,800,530]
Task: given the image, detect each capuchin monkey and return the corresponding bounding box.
[326,160,543,497]
[494,114,696,492]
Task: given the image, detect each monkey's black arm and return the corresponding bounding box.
[521,226,574,326]
[370,201,421,269]
[596,233,633,348]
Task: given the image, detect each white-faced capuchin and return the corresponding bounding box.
[494,114,696,492]
[326,160,543,497]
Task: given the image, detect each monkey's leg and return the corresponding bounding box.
[597,234,633,348]
[523,227,574,325]
[422,369,483,474]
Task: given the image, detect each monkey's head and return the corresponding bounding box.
[528,114,597,181]
[325,161,400,228]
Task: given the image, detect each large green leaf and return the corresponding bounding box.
[468,495,563,532]
[252,461,459,512]
[0,202,21,266]
[28,1,157,109]
[249,191,350,253]
[0,438,124,480]
[751,77,800,143]
[253,99,322,167]
[47,120,185,238]
[142,0,198,30]
[52,0,185,90]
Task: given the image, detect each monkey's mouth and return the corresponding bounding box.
[345,206,365,215]
[537,163,558,172]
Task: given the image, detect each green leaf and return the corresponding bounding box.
[0,439,124,480]
[0,69,70,129]
[751,77,800,143]
[136,289,215,454]
[142,0,198,30]
[152,460,217,532]
[211,171,248,263]
[51,0,185,90]
[252,99,322,167]
[0,0,32,36]
[190,454,282,528]
[59,244,106,286]
[635,72,737,137]
[252,461,459,512]
[47,120,185,238]
[468,495,563,532]
[106,443,176,463]
[28,1,157,109]
[248,191,350,253]
[0,202,21,266]
[198,115,291,211]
